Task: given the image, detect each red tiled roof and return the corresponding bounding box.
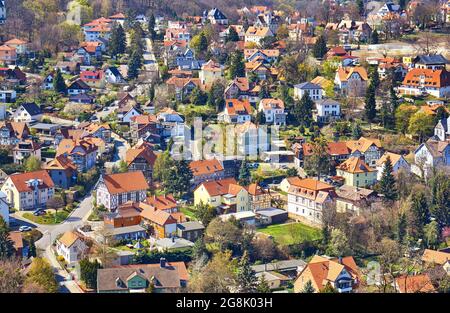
[8,170,54,193]
[102,172,149,194]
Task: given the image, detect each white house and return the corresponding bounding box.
[0,89,16,103]
[334,66,368,96]
[13,103,42,123]
[314,99,341,123]
[56,231,88,265]
[117,106,141,124]
[245,26,274,45]
[434,117,450,141]
[258,98,286,125]
[0,191,9,225]
[41,73,54,90]
[294,82,323,101]
[218,99,253,124]
[414,139,450,176]
[105,67,126,84]
[375,152,410,180]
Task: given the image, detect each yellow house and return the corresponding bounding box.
[194,177,250,213]
[199,60,224,91]
[402,56,413,67]
[336,157,377,188]
[0,170,55,211]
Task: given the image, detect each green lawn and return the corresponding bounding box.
[181,206,197,220]
[23,209,71,225]
[258,222,322,246]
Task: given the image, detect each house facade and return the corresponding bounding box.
[56,231,88,265]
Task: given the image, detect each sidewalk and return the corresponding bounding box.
[45,246,83,293]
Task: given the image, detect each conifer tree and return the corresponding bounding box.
[301,280,316,293]
[0,217,14,260]
[238,160,251,186]
[364,85,376,122]
[237,251,258,293]
[379,156,398,201]
[313,35,328,59]
[53,69,67,94]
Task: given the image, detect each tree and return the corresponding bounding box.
[79,258,100,289]
[147,13,157,41]
[26,258,58,293]
[190,86,208,105]
[192,237,209,262]
[408,111,435,143]
[379,156,398,201]
[153,150,173,182]
[109,23,126,57]
[352,123,363,139]
[236,251,258,293]
[238,160,251,186]
[0,259,24,293]
[228,50,245,79]
[226,26,239,42]
[292,92,314,127]
[410,190,430,239]
[118,160,128,173]
[0,217,14,260]
[395,104,418,134]
[205,218,241,251]
[326,228,351,257]
[301,280,316,293]
[312,35,327,59]
[371,30,379,44]
[356,0,365,16]
[164,160,193,195]
[364,85,376,122]
[46,195,65,223]
[127,51,142,80]
[28,238,37,258]
[191,32,208,57]
[381,100,395,130]
[256,275,271,293]
[304,136,331,179]
[53,69,67,94]
[320,282,337,293]
[194,201,217,227]
[208,80,226,112]
[423,221,439,249]
[24,156,41,172]
[397,212,407,243]
[429,172,450,227]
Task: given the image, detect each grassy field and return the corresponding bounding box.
[258,222,322,246]
[23,209,71,225]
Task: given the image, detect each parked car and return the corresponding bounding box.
[19,226,32,232]
[33,209,45,216]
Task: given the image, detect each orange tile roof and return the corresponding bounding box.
[125,145,157,167]
[245,26,272,37]
[288,178,334,191]
[337,66,368,82]
[376,152,404,167]
[420,104,449,116]
[43,155,77,171]
[9,170,54,193]
[56,138,98,156]
[395,274,436,293]
[189,159,224,177]
[58,231,82,248]
[345,137,382,153]
[201,60,222,72]
[422,249,450,265]
[337,157,375,174]
[8,231,23,250]
[244,49,280,59]
[139,203,178,226]
[102,171,149,194]
[247,183,266,196]
[166,76,201,89]
[302,142,350,157]
[130,114,158,125]
[146,194,177,211]
[196,177,240,197]
[229,77,250,92]
[403,68,450,88]
[224,99,252,116]
[260,98,284,110]
[4,38,27,45]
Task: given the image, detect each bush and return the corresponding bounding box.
[57,255,65,262]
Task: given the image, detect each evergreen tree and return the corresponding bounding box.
[429,173,450,227]
[109,23,126,57]
[256,275,271,293]
[351,123,363,139]
[79,258,101,289]
[208,81,226,112]
[192,237,209,261]
[312,35,328,59]
[258,84,270,99]
[390,86,399,110]
[228,50,245,78]
[371,30,379,44]
[301,280,316,293]
[148,84,155,102]
[238,160,251,186]
[379,156,398,201]
[190,87,208,105]
[237,251,258,293]
[410,191,430,239]
[127,51,142,80]
[370,67,380,89]
[397,212,407,243]
[28,238,37,258]
[399,0,407,9]
[356,0,365,16]
[292,92,314,127]
[165,160,193,195]
[53,69,67,94]
[147,13,157,40]
[0,217,14,260]
[226,26,239,42]
[364,85,376,122]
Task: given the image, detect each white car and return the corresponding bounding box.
[19,226,32,232]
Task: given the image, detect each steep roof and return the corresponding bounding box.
[58,231,82,248]
[20,103,41,116]
[260,98,284,110]
[413,54,449,65]
[336,157,375,174]
[43,155,77,171]
[395,274,436,293]
[139,203,177,225]
[346,137,382,153]
[224,98,252,116]
[196,177,240,197]
[337,66,368,82]
[8,170,54,193]
[376,152,406,167]
[189,159,224,177]
[402,69,450,88]
[302,141,350,157]
[146,194,178,211]
[101,171,149,194]
[294,82,322,90]
[125,145,157,167]
[422,249,450,265]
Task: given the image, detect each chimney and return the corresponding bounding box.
[160,257,166,268]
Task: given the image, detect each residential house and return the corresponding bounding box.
[56,231,88,265]
[117,105,142,124]
[199,60,223,90]
[67,79,91,96]
[176,221,205,242]
[247,183,272,211]
[13,140,41,164]
[204,8,228,25]
[55,61,80,75]
[375,152,410,180]
[13,103,42,123]
[376,2,402,18]
[126,144,157,182]
[218,98,253,124]
[42,73,54,90]
[258,98,286,126]
[394,274,436,293]
[175,48,204,71]
[224,77,260,105]
[78,122,112,143]
[294,255,359,293]
[102,202,147,241]
[166,76,201,102]
[96,260,188,293]
[140,203,178,238]
[334,66,368,96]
[156,108,185,139]
[42,155,77,189]
[95,171,149,211]
[80,70,105,89]
[194,178,250,213]
[295,141,350,168]
[255,271,290,290]
[434,116,450,141]
[130,114,160,145]
[346,137,383,167]
[1,170,55,211]
[245,26,274,45]
[146,194,179,214]
[294,82,323,101]
[255,208,288,225]
[0,121,29,146]
[244,49,280,63]
[9,231,26,258]
[286,178,336,224]
[0,191,9,225]
[105,67,126,84]
[189,159,226,186]
[0,45,17,64]
[397,68,450,98]
[235,121,270,158]
[0,89,16,103]
[336,20,372,43]
[56,138,98,172]
[288,22,313,41]
[245,60,277,81]
[335,185,379,215]
[422,249,450,276]
[336,157,377,188]
[412,54,449,70]
[314,99,341,123]
[4,38,28,55]
[414,139,450,176]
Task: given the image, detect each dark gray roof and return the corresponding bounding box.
[414,54,449,65]
[177,221,205,232]
[107,66,122,77]
[97,265,182,292]
[294,82,322,90]
[68,79,90,90]
[251,259,306,273]
[209,8,227,20]
[21,103,41,116]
